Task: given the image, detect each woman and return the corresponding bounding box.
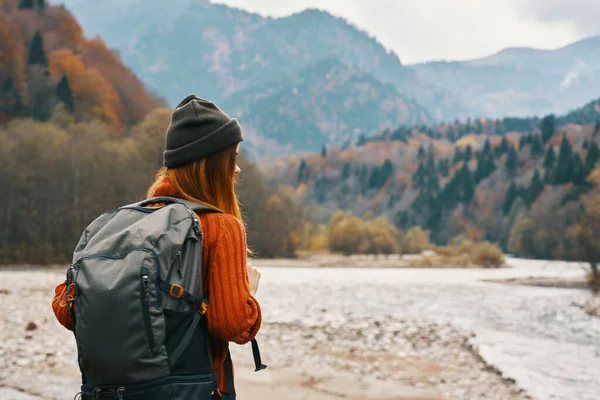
[52,94,262,399]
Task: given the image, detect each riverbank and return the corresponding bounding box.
[0,267,529,400]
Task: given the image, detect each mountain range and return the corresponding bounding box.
[51,0,600,156]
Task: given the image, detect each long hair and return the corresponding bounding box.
[146,144,242,221]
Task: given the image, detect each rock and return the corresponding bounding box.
[25,322,37,331]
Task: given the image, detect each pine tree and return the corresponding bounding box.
[341,162,351,180]
[412,162,426,188]
[519,135,527,150]
[483,139,491,155]
[459,164,475,203]
[526,170,544,205]
[452,148,463,165]
[321,144,327,158]
[571,154,586,185]
[594,119,600,138]
[19,0,34,9]
[417,144,425,161]
[541,114,556,144]
[554,137,574,184]
[37,0,45,10]
[27,31,47,67]
[426,150,435,172]
[503,182,520,215]
[586,142,600,171]
[297,159,308,183]
[464,145,473,161]
[506,146,518,176]
[439,158,449,177]
[531,135,544,157]
[56,74,74,112]
[543,146,556,169]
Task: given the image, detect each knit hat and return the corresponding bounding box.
[163,94,243,168]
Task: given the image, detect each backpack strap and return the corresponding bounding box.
[126,196,221,214]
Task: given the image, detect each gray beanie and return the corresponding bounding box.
[163,94,243,168]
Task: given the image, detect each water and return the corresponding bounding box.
[254,258,600,400]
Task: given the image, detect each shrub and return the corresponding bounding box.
[470,242,505,268]
[402,226,432,254]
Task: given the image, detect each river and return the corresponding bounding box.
[253,257,600,400]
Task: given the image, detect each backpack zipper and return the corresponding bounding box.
[140,269,156,350]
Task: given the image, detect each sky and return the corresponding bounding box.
[212,0,600,64]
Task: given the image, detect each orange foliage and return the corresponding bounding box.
[457,219,483,241]
[0,11,26,120]
[49,48,123,130]
[83,37,160,125]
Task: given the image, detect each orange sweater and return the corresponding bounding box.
[52,211,262,395]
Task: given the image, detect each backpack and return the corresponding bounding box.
[64,197,266,400]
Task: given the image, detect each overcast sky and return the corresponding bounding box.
[213,0,600,64]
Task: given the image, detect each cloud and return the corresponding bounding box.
[517,0,600,36]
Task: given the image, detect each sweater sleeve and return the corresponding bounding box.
[205,214,262,345]
[52,281,75,331]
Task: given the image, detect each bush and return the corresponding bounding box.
[402,226,432,254]
[470,242,505,268]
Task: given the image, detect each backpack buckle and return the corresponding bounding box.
[169,284,184,299]
[196,301,209,315]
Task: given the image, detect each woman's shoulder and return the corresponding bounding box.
[196,212,246,243]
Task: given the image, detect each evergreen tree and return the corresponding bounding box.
[412,162,426,188]
[506,146,518,176]
[447,129,456,142]
[381,159,394,182]
[586,142,600,171]
[541,114,556,144]
[531,135,544,157]
[321,144,327,158]
[498,136,510,155]
[356,133,366,146]
[464,145,473,161]
[594,119,600,138]
[426,150,435,172]
[297,159,308,183]
[519,135,527,150]
[526,169,544,205]
[483,138,491,155]
[341,162,352,180]
[452,148,463,165]
[27,31,48,67]
[543,146,556,169]
[417,144,425,161]
[554,137,574,184]
[503,182,520,215]
[459,164,475,203]
[19,0,34,9]
[571,154,586,185]
[368,167,381,189]
[37,0,45,10]
[439,158,449,177]
[56,74,74,112]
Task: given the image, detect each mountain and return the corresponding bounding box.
[223,58,433,156]
[410,36,600,119]
[48,0,469,150]
[0,0,162,128]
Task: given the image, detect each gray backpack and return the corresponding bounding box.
[64,197,265,400]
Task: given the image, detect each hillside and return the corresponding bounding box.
[410,36,600,119]
[266,98,600,261]
[48,0,470,151]
[0,0,162,129]
[223,58,433,156]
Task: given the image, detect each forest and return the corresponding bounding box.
[2,0,600,286]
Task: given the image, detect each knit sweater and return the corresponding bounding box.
[52,202,262,395]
